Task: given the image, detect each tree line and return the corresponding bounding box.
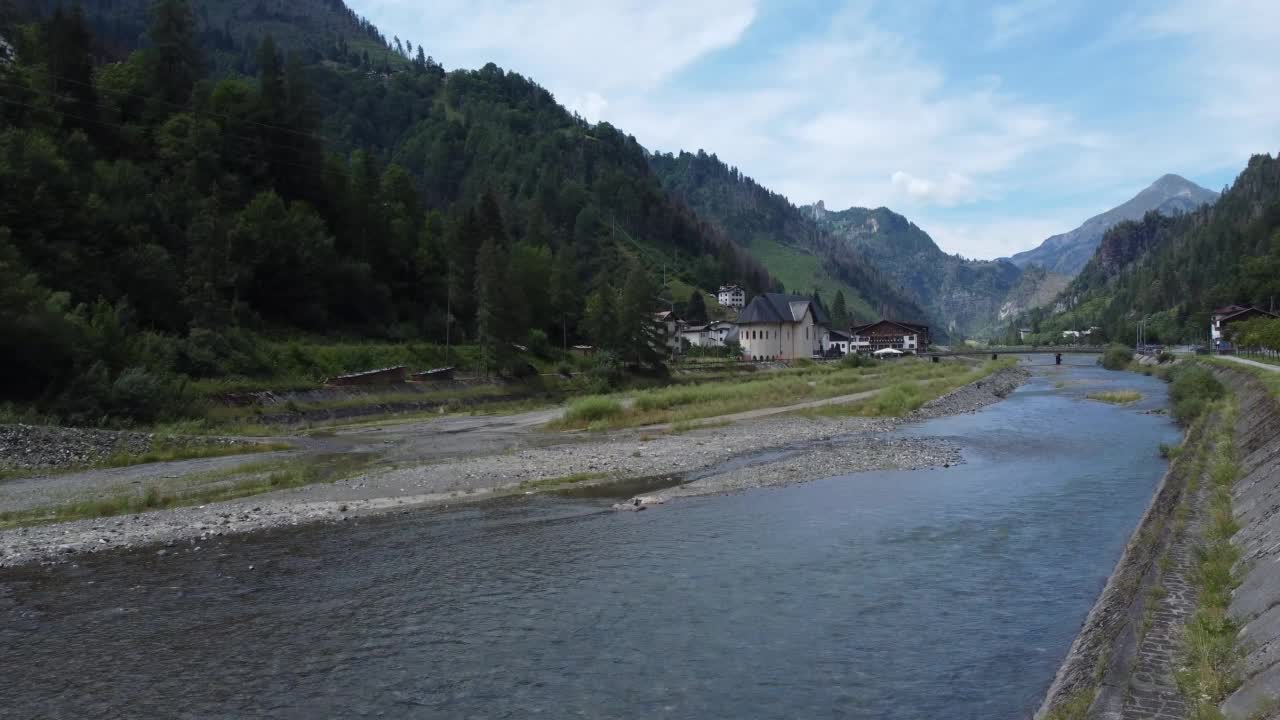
[0,0,771,423]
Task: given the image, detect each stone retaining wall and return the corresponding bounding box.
[1221,373,1280,718]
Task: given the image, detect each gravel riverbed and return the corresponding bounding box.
[0,424,254,475]
[0,366,1029,567]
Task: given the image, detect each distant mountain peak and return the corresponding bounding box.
[1005,173,1218,276]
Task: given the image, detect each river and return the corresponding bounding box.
[0,359,1181,719]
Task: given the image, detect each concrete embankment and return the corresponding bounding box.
[1221,372,1280,718]
[1037,368,1280,720]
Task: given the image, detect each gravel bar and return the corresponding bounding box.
[0,366,1029,567]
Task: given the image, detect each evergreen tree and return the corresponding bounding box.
[474,236,509,373]
[43,6,98,131]
[831,290,849,329]
[618,261,662,366]
[146,0,201,110]
[686,289,708,324]
[583,284,616,351]
[549,244,581,346]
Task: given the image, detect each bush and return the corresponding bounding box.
[1168,364,1225,425]
[588,351,624,390]
[527,329,552,359]
[562,396,624,425]
[840,353,878,369]
[1101,344,1134,370]
[1158,350,1175,364]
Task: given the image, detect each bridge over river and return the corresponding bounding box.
[923,346,1107,364]
[927,345,1106,358]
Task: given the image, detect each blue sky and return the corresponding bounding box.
[346,0,1279,259]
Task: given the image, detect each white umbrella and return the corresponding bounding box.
[873,347,904,356]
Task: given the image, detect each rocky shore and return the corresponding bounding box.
[0,424,253,475]
[0,366,1030,568]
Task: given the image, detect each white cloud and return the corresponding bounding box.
[624,6,1087,222]
[1143,0,1280,159]
[988,0,1075,48]
[891,171,980,207]
[923,214,1088,260]
[356,0,757,120]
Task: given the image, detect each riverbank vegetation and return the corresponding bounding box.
[1168,365,1226,424]
[1101,344,1135,370]
[1175,398,1245,718]
[552,359,1009,431]
[1203,358,1280,400]
[1087,390,1143,405]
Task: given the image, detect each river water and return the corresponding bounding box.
[0,359,1181,719]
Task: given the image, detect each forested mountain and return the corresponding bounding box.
[801,202,1022,339]
[1009,155,1280,345]
[649,150,926,326]
[0,0,776,421]
[1006,174,1219,276]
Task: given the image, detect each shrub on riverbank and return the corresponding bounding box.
[1101,344,1134,370]
[840,353,878,369]
[561,396,624,425]
[1168,365,1225,424]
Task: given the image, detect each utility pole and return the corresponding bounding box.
[445,284,452,367]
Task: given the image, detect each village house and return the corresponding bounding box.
[737,293,830,360]
[717,285,746,309]
[826,329,853,355]
[1018,328,1033,342]
[654,311,683,355]
[679,320,737,348]
[1211,305,1279,351]
[849,319,931,354]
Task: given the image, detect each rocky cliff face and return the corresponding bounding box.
[1007,174,1219,276]
[997,266,1070,322]
[802,204,1022,338]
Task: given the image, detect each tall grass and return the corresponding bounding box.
[553,360,987,429]
[1175,399,1245,717]
[561,396,625,425]
[1168,364,1226,425]
[1086,390,1143,404]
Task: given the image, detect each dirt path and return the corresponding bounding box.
[1218,355,1280,373]
[0,449,301,514]
[637,388,884,431]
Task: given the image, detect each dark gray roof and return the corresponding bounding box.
[738,293,831,326]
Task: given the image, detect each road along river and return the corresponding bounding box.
[0,359,1181,718]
